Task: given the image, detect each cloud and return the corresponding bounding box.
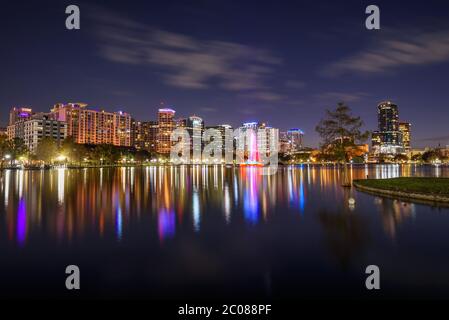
[323,29,449,76]
[241,91,285,102]
[92,8,283,101]
[420,135,449,142]
[314,91,368,103]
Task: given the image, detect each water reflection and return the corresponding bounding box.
[318,208,370,269]
[0,165,447,247]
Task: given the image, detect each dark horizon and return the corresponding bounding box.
[1,0,449,148]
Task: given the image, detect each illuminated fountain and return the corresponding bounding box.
[241,123,263,167]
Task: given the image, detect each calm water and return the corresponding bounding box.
[1,165,449,299]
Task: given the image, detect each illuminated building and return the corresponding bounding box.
[237,122,279,164]
[372,101,404,155]
[114,111,132,146]
[7,112,67,152]
[279,131,290,153]
[132,120,158,152]
[157,108,176,154]
[206,124,233,159]
[287,128,304,152]
[9,107,33,126]
[186,116,204,161]
[51,103,131,146]
[7,107,34,140]
[371,131,382,154]
[23,113,67,152]
[399,122,411,152]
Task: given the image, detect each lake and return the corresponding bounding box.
[1,164,449,299]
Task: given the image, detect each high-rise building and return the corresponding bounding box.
[7,107,34,140]
[186,116,204,160]
[237,122,279,161]
[132,120,158,152]
[399,122,411,152]
[287,128,304,152]
[371,131,382,154]
[373,101,404,154]
[157,108,176,154]
[8,112,67,152]
[51,103,87,142]
[23,113,67,152]
[205,124,233,160]
[51,103,131,146]
[9,107,33,126]
[114,111,132,146]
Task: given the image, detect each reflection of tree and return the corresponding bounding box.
[318,209,370,269]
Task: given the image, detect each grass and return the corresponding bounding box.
[355,177,449,197]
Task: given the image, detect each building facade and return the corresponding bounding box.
[157,108,176,154]
[51,103,131,146]
[287,128,304,152]
[132,120,158,152]
[8,113,67,152]
[237,122,279,161]
[9,107,33,126]
[23,114,67,152]
[372,101,406,155]
[399,122,411,152]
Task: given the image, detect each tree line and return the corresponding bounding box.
[0,136,161,167]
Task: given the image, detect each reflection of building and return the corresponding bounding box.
[132,120,158,152]
[10,113,67,152]
[50,103,131,146]
[372,101,407,155]
[399,122,411,152]
[157,108,176,154]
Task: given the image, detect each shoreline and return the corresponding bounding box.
[353,180,449,206]
[0,162,448,171]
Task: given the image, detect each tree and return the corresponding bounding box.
[60,137,87,165]
[134,149,151,164]
[0,135,10,168]
[394,154,409,163]
[0,135,9,159]
[411,154,423,162]
[422,150,441,163]
[35,138,58,163]
[90,144,121,165]
[7,138,28,160]
[316,102,369,163]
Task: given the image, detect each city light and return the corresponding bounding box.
[55,154,67,162]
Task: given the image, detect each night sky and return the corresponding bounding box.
[1,0,449,148]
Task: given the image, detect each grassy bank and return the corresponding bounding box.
[354,177,449,197]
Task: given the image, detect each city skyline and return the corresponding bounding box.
[1,99,417,153]
[1,1,449,148]
[2,1,449,306]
